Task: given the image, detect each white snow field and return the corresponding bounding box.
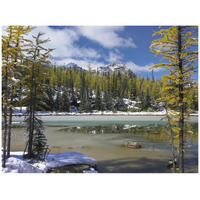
[2,151,98,173]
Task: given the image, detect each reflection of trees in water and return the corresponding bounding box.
[57,123,198,144]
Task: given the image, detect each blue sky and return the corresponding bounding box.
[2,26,198,80]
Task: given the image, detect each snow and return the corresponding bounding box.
[12,107,198,116]
[97,61,131,74]
[123,124,138,130]
[2,151,98,173]
[12,109,167,116]
[83,168,98,173]
[13,107,27,115]
[3,157,42,173]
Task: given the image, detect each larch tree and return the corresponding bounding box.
[2,26,34,167]
[150,26,198,173]
[23,32,54,159]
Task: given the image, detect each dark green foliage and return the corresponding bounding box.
[62,88,70,112]
[55,90,62,112]
[32,128,48,161]
[95,85,103,110]
[143,87,152,111]
[130,77,137,100]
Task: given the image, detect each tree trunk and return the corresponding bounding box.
[7,85,14,158]
[166,105,176,173]
[170,125,177,173]
[27,63,35,158]
[2,66,8,168]
[7,107,13,158]
[3,110,8,168]
[178,26,184,173]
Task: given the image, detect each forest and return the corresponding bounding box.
[13,63,198,113]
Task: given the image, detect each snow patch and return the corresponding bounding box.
[2,151,97,173]
[2,157,42,173]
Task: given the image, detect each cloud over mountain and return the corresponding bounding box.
[76,26,136,48]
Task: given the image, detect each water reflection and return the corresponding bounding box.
[57,123,198,145]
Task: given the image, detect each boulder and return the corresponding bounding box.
[124,141,142,149]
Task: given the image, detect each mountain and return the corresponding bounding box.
[65,61,135,76]
[65,62,82,70]
[97,61,134,76]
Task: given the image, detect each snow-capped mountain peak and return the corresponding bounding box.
[97,61,132,75]
[65,62,82,70]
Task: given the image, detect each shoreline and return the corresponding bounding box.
[12,113,198,117]
[12,114,198,123]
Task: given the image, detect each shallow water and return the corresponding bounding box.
[7,115,199,173]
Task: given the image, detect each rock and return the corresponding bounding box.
[124,141,142,149]
[47,164,98,173]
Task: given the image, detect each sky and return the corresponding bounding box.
[2,26,198,80]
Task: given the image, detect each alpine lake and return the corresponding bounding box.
[10,115,198,173]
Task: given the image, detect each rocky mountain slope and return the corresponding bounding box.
[97,61,133,75]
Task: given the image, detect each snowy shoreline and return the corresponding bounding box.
[2,151,98,173]
[11,107,198,117]
[12,112,199,117]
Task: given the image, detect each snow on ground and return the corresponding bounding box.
[13,110,168,116]
[2,151,97,173]
[123,124,138,130]
[12,106,198,116]
[2,157,42,173]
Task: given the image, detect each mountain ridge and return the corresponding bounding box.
[65,61,134,75]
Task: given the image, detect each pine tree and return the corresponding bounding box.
[104,74,113,111]
[130,77,137,100]
[150,26,198,172]
[55,90,62,112]
[32,128,48,161]
[2,26,34,166]
[23,32,53,159]
[79,71,86,112]
[62,88,70,112]
[95,84,102,110]
[143,87,151,111]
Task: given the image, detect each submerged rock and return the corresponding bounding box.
[124,141,142,149]
[47,164,98,173]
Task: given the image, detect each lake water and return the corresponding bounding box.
[9,115,198,173]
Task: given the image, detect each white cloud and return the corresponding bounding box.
[31,26,101,59]
[2,26,101,60]
[2,26,140,68]
[126,61,163,72]
[76,26,136,48]
[105,51,123,62]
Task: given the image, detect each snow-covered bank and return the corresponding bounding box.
[12,109,198,116]
[2,151,98,173]
[13,110,168,116]
[12,113,198,124]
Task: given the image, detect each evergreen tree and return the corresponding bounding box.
[55,90,62,112]
[23,32,53,159]
[130,77,137,100]
[79,71,86,112]
[104,74,113,111]
[2,26,34,166]
[95,84,103,110]
[32,128,48,161]
[143,87,151,111]
[150,26,198,172]
[62,88,70,112]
